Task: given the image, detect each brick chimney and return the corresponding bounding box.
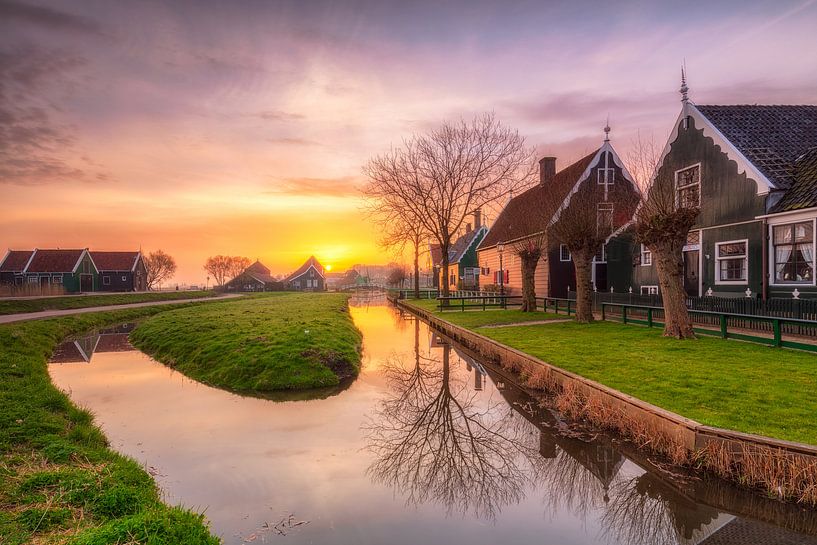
[539,157,556,186]
[473,209,482,229]
[465,222,472,233]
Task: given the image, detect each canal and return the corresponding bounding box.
[48,296,817,544]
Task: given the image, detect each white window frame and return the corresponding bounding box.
[122,275,127,282]
[52,275,62,284]
[675,163,701,209]
[593,243,607,264]
[597,203,614,232]
[597,168,614,185]
[102,275,111,286]
[769,217,817,287]
[640,244,652,266]
[559,244,571,262]
[714,239,749,285]
[28,276,38,284]
[640,285,659,295]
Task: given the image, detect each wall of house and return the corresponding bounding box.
[98,271,134,292]
[134,259,147,291]
[605,233,635,293]
[290,268,325,291]
[476,245,549,296]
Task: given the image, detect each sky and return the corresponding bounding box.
[2,0,817,284]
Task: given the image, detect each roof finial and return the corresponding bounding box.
[603,115,611,142]
[680,62,689,104]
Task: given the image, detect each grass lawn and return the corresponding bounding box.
[0,291,217,316]
[130,292,363,392]
[0,305,220,545]
[408,301,817,445]
[408,298,565,328]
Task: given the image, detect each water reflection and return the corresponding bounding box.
[366,319,542,519]
[50,323,135,363]
[45,300,817,545]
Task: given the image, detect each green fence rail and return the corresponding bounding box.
[601,302,817,352]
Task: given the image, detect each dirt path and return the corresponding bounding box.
[0,294,243,324]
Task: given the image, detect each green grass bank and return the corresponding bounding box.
[130,292,363,392]
[0,291,217,316]
[0,305,220,545]
[406,300,817,445]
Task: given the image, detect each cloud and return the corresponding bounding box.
[0,0,103,35]
[266,176,361,197]
[266,137,322,146]
[249,110,305,122]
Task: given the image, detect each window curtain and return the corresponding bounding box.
[801,243,814,276]
[775,245,792,280]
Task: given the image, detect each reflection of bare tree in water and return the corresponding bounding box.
[365,319,541,520]
[601,472,722,545]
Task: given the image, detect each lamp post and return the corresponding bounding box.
[497,242,505,297]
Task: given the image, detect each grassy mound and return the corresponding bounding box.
[0,291,216,316]
[130,293,363,392]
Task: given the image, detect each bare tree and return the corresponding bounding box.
[374,211,427,298]
[228,256,251,281]
[628,135,698,338]
[204,255,250,287]
[509,230,547,312]
[143,250,177,290]
[363,113,535,298]
[544,175,639,323]
[386,263,409,287]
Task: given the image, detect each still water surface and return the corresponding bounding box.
[49,296,817,544]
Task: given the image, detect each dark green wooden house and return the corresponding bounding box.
[22,249,99,293]
[624,85,817,299]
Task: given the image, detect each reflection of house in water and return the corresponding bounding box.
[49,323,136,364]
[451,346,486,391]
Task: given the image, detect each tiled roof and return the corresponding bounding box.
[0,250,34,272]
[449,226,487,264]
[26,249,87,273]
[89,251,140,271]
[695,105,817,189]
[479,150,599,250]
[770,148,817,213]
[286,255,324,282]
[246,271,280,285]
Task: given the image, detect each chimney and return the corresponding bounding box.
[539,157,556,186]
[465,222,472,233]
[473,209,482,229]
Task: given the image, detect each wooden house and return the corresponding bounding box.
[0,250,34,287]
[20,249,99,292]
[225,260,284,292]
[286,256,326,291]
[477,135,639,298]
[438,212,488,291]
[90,251,147,292]
[628,80,817,299]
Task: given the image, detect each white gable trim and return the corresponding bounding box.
[289,264,324,282]
[0,249,9,271]
[652,105,774,196]
[22,249,38,273]
[75,249,98,274]
[452,225,488,264]
[549,142,640,226]
[132,252,142,272]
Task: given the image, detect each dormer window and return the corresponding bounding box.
[597,203,614,232]
[676,164,701,208]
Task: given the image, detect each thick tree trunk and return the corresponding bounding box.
[413,242,420,299]
[520,254,538,312]
[440,251,451,303]
[653,242,696,339]
[572,249,594,323]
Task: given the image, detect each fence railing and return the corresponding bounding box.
[437,295,517,311]
[601,302,817,352]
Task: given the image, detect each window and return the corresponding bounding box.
[676,164,701,208]
[685,230,701,249]
[772,222,814,284]
[481,266,490,276]
[715,240,748,284]
[560,245,571,262]
[103,275,111,286]
[449,273,456,286]
[122,275,127,282]
[597,203,614,232]
[640,286,659,295]
[597,168,614,185]
[640,244,652,266]
[52,275,62,284]
[28,276,38,284]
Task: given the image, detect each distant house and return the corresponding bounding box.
[440,212,488,291]
[90,251,147,292]
[18,249,99,292]
[627,85,817,299]
[225,260,284,292]
[286,256,326,291]
[0,250,34,286]
[478,136,639,298]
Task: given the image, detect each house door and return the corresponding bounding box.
[593,263,608,292]
[80,274,93,292]
[683,250,699,297]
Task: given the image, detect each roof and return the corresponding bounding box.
[479,150,599,250]
[695,105,817,189]
[449,226,487,264]
[246,271,280,285]
[286,256,324,282]
[770,148,817,213]
[0,250,34,272]
[26,249,88,273]
[89,251,140,271]
[246,260,271,275]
